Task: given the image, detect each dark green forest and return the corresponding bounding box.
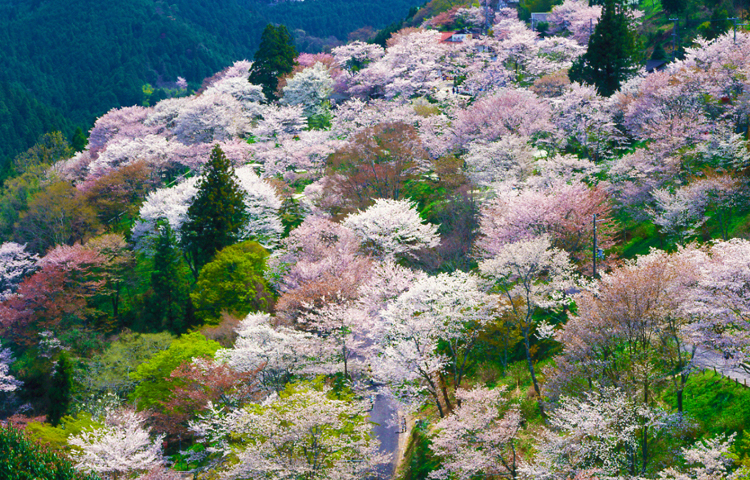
[0,0,422,173]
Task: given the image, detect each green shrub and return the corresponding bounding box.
[0,424,101,480]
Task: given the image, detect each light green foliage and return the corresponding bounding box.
[26,413,102,452]
[0,132,74,239]
[129,332,221,409]
[84,331,174,396]
[190,240,273,324]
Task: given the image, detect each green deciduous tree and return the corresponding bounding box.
[249,24,298,101]
[569,0,639,97]
[190,240,273,325]
[129,332,220,410]
[181,145,247,277]
[83,331,174,397]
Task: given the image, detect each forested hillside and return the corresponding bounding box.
[2,0,750,478]
[0,0,422,171]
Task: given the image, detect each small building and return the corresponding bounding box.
[439,31,473,44]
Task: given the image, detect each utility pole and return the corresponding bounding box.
[593,213,597,279]
[728,17,748,44]
[729,17,738,43]
[590,18,593,37]
[669,18,679,62]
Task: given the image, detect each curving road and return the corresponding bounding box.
[368,384,401,479]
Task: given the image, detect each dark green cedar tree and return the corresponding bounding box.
[147,222,192,333]
[46,353,72,427]
[181,145,247,277]
[249,24,298,101]
[569,0,639,97]
[71,127,87,152]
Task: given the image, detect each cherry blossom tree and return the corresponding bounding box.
[0,242,38,301]
[86,135,175,182]
[429,386,522,479]
[235,166,283,250]
[215,312,333,391]
[653,434,740,480]
[87,106,154,155]
[684,239,750,366]
[296,299,368,379]
[211,384,386,479]
[650,174,742,242]
[272,216,373,325]
[250,129,343,180]
[520,387,671,479]
[69,408,165,479]
[550,83,620,160]
[324,122,430,214]
[463,135,535,188]
[551,248,699,414]
[479,236,576,400]
[329,99,419,139]
[548,0,602,45]
[345,29,446,100]
[172,91,251,145]
[343,198,440,260]
[282,62,334,118]
[451,88,552,150]
[151,357,260,443]
[620,70,710,159]
[332,41,385,72]
[476,181,615,271]
[0,244,105,347]
[251,104,306,141]
[375,271,497,416]
[0,347,22,393]
[131,177,200,251]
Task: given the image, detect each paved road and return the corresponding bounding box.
[367,385,401,479]
[692,346,750,386]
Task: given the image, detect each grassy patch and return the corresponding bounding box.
[666,370,750,436]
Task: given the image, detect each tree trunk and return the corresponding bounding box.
[522,325,545,417]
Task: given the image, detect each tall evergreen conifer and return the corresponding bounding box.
[181,145,247,277]
[148,223,191,333]
[71,127,87,152]
[47,353,72,427]
[569,0,639,96]
[249,24,297,101]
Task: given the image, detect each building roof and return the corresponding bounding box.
[439,31,457,43]
[645,59,668,72]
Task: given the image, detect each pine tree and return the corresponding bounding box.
[248,24,297,101]
[47,353,71,427]
[569,0,639,97]
[71,127,87,152]
[148,223,191,333]
[181,145,247,276]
